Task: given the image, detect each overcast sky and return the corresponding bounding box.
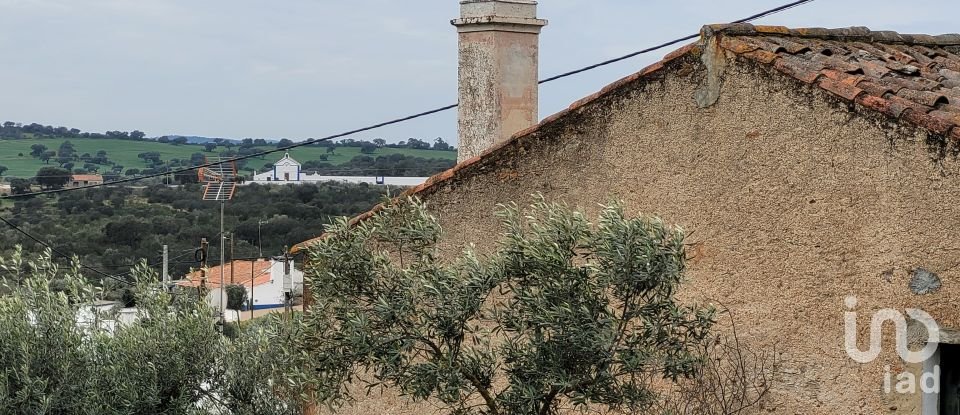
[0,0,957,144]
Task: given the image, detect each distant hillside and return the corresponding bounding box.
[0,137,456,178]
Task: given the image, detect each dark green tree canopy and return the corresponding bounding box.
[34,166,71,189]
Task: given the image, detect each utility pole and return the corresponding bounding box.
[229,232,235,284]
[199,238,208,301]
[197,156,236,328]
[250,259,255,321]
[219,201,225,327]
[282,250,292,315]
[257,219,265,258]
[162,245,169,291]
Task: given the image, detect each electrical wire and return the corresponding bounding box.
[0,0,815,201]
[0,0,817,281]
[538,0,815,84]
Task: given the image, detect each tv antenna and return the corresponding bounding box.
[198,157,238,327]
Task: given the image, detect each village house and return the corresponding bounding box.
[176,257,304,313]
[293,1,960,414]
[249,152,428,186]
[67,174,103,188]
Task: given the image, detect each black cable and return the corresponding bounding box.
[0,215,133,285]
[0,0,817,291]
[101,248,193,269]
[112,249,197,278]
[730,0,815,23]
[538,0,815,84]
[0,0,814,201]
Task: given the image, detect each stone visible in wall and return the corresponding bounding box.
[909,267,942,295]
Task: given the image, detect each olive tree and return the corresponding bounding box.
[300,197,715,415]
[0,246,301,415]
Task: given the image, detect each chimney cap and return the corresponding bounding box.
[452,0,546,32]
[456,0,542,19]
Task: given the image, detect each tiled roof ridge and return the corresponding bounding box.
[704,23,960,46]
[713,25,960,143]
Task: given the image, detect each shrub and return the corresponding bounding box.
[226,284,248,310]
[0,247,302,414]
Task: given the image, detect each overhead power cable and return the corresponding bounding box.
[0,215,133,285]
[0,0,814,201]
[538,0,814,83]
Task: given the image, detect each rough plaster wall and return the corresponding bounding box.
[496,31,539,146]
[457,30,539,162]
[419,54,960,415]
[458,31,501,162]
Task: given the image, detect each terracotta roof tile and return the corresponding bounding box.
[951,126,960,143]
[896,89,949,107]
[819,78,865,101]
[290,24,960,254]
[179,260,272,288]
[884,94,935,114]
[935,57,960,73]
[754,25,791,35]
[856,80,896,97]
[902,109,954,135]
[714,23,960,135]
[774,56,825,83]
[719,36,758,54]
[740,48,779,64]
[929,110,960,125]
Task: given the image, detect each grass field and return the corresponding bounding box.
[0,138,456,178]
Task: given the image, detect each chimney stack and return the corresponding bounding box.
[452,0,547,162]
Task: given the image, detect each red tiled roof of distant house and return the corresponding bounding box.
[178,260,272,288]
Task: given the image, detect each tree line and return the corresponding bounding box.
[1,120,457,152]
[0,183,389,282]
[1,121,146,141]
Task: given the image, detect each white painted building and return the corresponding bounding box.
[176,258,304,312]
[249,152,428,186]
[75,300,140,333]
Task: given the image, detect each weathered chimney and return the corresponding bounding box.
[452,0,547,162]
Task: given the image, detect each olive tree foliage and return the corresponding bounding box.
[0,246,301,415]
[300,197,715,415]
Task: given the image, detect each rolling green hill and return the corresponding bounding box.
[0,138,456,178]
